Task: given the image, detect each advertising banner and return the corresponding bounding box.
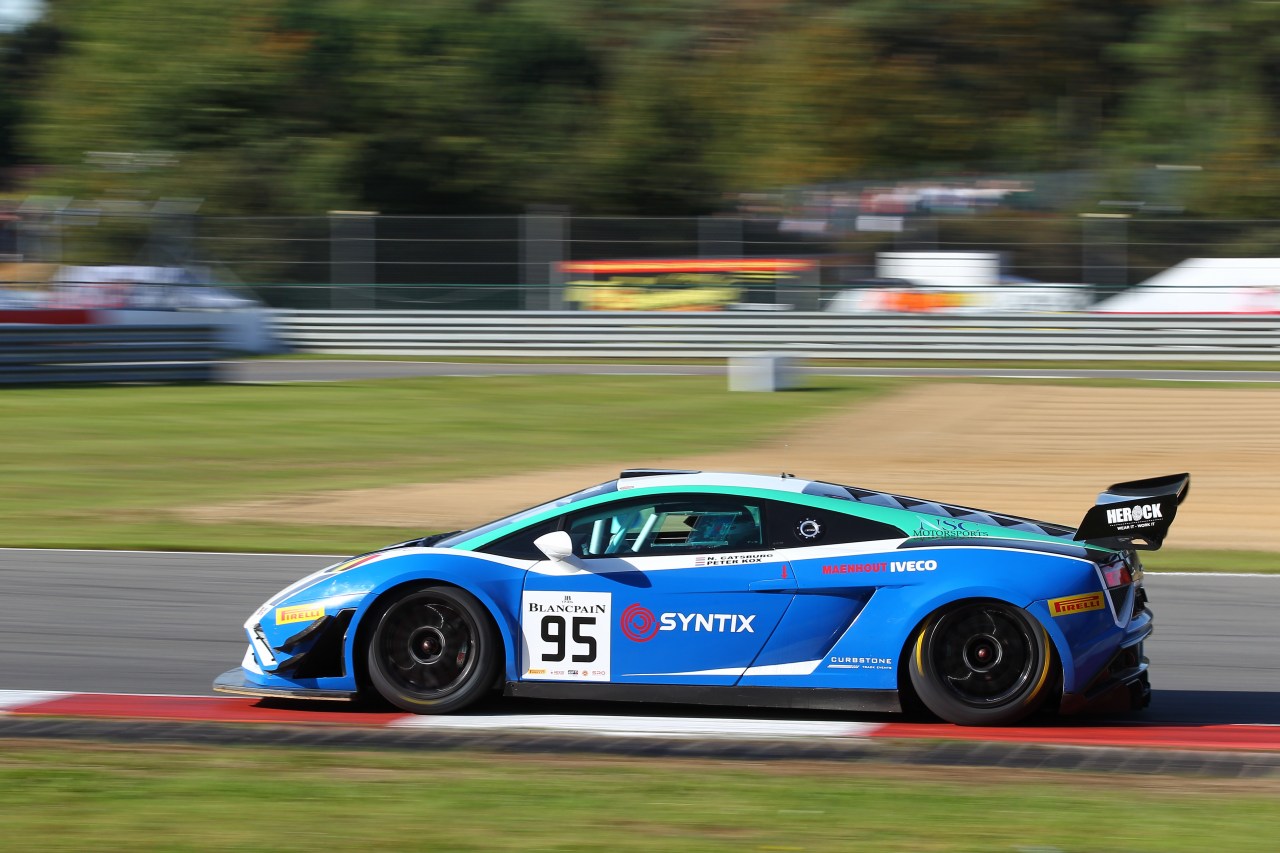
[560,258,816,311]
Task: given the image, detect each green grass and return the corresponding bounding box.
[1,742,1276,852]
[2,374,1274,571]
[1142,548,1280,574]
[0,376,893,552]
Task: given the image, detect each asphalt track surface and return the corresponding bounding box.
[226,359,1280,384]
[2,548,1278,727]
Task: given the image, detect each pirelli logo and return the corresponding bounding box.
[1048,592,1106,617]
[276,604,325,626]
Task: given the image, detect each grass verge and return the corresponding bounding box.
[0,375,892,552]
[4,375,1275,571]
[1142,548,1280,574]
[1,742,1276,852]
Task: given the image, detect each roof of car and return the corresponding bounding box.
[615,470,811,494]
[612,469,1075,539]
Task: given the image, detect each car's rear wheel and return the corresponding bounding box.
[366,585,498,714]
[908,600,1053,726]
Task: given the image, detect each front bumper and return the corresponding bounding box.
[213,666,358,702]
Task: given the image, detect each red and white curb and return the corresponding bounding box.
[2,690,1278,752]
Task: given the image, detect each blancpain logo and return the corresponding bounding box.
[527,603,608,614]
[1106,503,1162,525]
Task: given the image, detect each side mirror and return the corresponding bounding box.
[533,530,576,563]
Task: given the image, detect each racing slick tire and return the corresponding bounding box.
[908,600,1053,726]
[366,585,500,714]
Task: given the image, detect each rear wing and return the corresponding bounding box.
[1073,473,1190,551]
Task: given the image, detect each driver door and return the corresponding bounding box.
[519,494,796,685]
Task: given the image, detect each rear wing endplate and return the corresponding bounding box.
[1073,473,1190,551]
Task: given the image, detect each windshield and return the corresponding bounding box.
[433,480,619,549]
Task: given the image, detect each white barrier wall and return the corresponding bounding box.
[271,310,1280,361]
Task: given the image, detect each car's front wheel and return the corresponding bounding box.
[366,585,499,714]
[908,600,1053,726]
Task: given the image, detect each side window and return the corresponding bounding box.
[565,497,765,558]
[477,519,560,560]
[765,499,903,548]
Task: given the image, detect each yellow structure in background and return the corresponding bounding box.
[561,258,816,311]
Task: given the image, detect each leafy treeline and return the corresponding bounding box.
[2,0,1278,215]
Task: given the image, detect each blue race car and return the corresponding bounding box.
[215,470,1188,725]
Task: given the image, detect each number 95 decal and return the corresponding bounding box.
[520,591,612,681]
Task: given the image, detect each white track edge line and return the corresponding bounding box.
[0,547,345,558]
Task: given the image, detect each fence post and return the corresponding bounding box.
[329,211,377,310]
[16,196,71,265]
[521,207,567,310]
[1080,213,1129,297]
[697,216,742,259]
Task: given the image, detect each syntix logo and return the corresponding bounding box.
[621,606,757,640]
[1106,503,1162,525]
[660,612,756,634]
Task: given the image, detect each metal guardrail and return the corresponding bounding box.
[274,310,1280,361]
[0,324,222,385]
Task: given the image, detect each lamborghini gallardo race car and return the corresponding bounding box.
[215,470,1189,726]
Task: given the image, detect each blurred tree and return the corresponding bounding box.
[577,61,720,213]
[347,5,606,212]
[1112,0,1280,215]
[8,0,1279,217]
[23,0,609,213]
[0,14,62,174]
[681,0,1159,190]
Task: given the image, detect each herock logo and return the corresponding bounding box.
[1106,504,1162,525]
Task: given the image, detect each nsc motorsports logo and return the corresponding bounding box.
[621,604,755,641]
[911,517,989,538]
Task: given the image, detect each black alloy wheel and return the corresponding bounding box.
[366,585,498,714]
[908,601,1052,726]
